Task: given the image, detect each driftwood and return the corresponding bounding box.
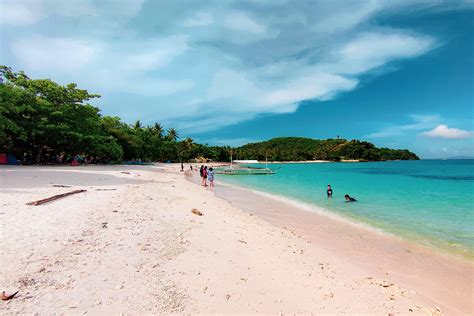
[2,290,19,301]
[51,184,72,188]
[95,188,117,191]
[26,189,87,206]
[191,208,203,216]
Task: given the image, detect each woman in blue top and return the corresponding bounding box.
[207,167,215,189]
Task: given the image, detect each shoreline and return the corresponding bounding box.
[185,169,473,314]
[2,164,472,314]
[216,176,473,261]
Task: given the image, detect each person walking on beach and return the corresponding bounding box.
[202,166,208,186]
[199,165,204,183]
[207,167,215,189]
[327,184,333,198]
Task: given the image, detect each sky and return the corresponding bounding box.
[1,0,473,158]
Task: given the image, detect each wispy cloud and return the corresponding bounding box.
[422,125,473,139]
[10,34,192,96]
[183,12,214,27]
[11,36,96,72]
[0,0,143,26]
[1,0,447,131]
[366,114,441,138]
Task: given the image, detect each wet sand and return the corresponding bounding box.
[195,173,474,314]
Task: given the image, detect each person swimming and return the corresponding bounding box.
[327,184,333,198]
[344,194,357,202]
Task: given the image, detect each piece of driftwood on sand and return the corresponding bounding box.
[26,189,87,206]
[1,290,19,301]
[191,208,203,216]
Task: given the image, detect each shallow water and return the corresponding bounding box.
[218,160,474,258]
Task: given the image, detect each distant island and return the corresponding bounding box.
[234,137,419,162]
[0,66,418,164]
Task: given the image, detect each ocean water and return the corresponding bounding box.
[218,160,474,258]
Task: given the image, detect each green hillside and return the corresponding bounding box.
[235,137,419,162]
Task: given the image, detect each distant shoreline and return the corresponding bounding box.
[257,159,360,164]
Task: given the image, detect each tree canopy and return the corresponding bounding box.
[235,137,419,161]
[0,66,418,164]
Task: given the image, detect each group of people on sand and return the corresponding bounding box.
[199,165,215,188]
[326,184,357,202]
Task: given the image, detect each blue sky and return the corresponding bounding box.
[1,0,473,158]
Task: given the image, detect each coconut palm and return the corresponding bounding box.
[179,137,195,162]
[166,128,179,141]
[133,120,142,130]
[152,122,164,138]
[182,137,194,150]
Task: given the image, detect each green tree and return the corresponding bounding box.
[166,128,179,141]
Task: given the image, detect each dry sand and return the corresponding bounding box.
[0,164,472,314]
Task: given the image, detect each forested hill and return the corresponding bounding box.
[235,137,419,162]
[0,66,418,164]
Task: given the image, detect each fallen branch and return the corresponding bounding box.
[52,184,72,188]
[2,290,19,301]
[95,188,116,191]
[26,190,87,206]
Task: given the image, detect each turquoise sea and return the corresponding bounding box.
[219,160,474,258]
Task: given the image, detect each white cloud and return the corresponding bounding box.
[366,114,440,138]
[11,36,96,72]
[224,11,267,34]
[1,0,444,131]
[422,125,473,139]
[262,73,357,106]
[183,12,214,27]
[118,36,189,71]
[0,0,43,26]
[206,69,357,116]
[311,1,380,34]
[334,31,437,75]
[0,0,144,26]
[10,34,191,96]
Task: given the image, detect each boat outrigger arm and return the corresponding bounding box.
[214,156,274,175]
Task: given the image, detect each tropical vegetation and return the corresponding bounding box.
[0,66,418,164]
[236,137,419,162]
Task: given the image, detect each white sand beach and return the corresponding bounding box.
[1,165,472,314]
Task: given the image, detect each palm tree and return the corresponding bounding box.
[182,137,194,150]
[152,122,164,138]
[179,137,194,162]
[166,128,179,141]
[133,120,142,130]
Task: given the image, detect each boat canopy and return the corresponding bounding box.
[233,160,259,164]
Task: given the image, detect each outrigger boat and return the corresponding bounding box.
[214,157,275,175]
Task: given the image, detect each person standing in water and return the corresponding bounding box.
[344,194,357,202]
[207,167,215,189]
[327,184,333,198]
